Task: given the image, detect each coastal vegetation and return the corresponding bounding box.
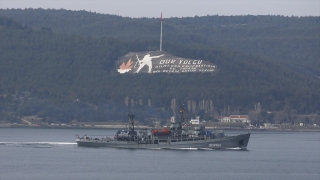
[0,9,319,126]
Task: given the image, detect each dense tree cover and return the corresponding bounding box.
[1,8,319,78]
[0,13,319,124]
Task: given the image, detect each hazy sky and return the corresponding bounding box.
[1,0,319,18]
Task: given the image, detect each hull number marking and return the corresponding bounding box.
[209,144,221,147]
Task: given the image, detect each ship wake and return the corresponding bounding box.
[0,142,77,148]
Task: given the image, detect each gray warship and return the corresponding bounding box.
[76,105,250,150]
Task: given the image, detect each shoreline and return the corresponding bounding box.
[1,124,319,132]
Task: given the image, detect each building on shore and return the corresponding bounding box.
[220,115,250,123]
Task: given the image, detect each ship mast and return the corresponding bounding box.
[128,112,135,132]
[179,104,185,140]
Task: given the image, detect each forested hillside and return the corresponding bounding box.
[1,8,319,77]
[0,10,319,125]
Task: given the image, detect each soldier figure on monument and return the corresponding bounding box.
[135,54,164,73]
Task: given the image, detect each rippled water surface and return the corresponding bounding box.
[0,128,319,180]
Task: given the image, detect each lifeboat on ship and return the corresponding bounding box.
[152,127,171,135]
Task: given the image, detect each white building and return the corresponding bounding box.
[220,115,250,123]
[220,116,231,122]
[230,115,250,123]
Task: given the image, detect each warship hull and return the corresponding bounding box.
[76,133,250,150]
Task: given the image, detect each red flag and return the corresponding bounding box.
[160,12,162,22]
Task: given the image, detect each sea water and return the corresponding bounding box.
[0,128,319,180]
